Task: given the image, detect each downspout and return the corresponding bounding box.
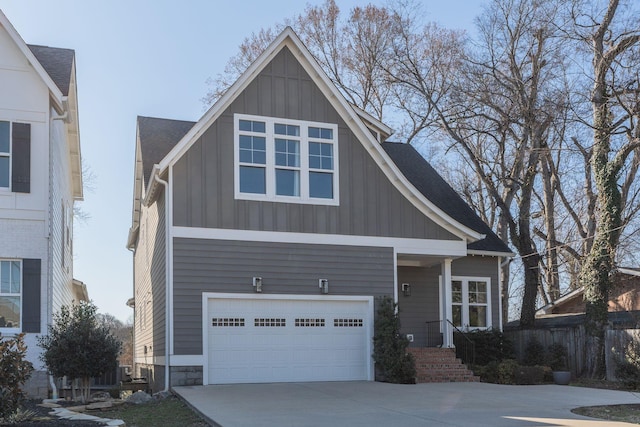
[153,167,171,392]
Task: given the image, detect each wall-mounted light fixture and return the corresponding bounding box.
[319,279,329,294]
[253,276,263,293]
[401,283,411,297]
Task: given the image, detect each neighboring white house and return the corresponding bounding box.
[0,9,84,397]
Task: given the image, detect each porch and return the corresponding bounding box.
[396,253,496,383]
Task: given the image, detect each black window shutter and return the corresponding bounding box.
[11,123,31,193]
[22,258,41,333]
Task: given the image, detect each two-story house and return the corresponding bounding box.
[0,10,84,397]
[128,27,511,392]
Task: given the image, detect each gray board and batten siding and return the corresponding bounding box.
[171,46,458,241]
[397,256,500,347]
[172,238,395,355]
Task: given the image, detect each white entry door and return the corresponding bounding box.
[206,295,373,384]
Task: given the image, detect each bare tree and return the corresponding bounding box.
[388,0,570,327]
[565,0,640,377]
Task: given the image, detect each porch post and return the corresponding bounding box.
[441,258,453,348]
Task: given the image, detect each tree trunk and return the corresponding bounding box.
[519,251,541,327]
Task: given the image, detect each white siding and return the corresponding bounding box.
[0,218,47,368]
[49,111,74,314]
[0,22,79,379]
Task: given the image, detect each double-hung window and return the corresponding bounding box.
[0,260,21,331]
[451,277,490,329]
[0,121,10,189]
[235,114,339,205]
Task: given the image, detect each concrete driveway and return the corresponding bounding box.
[174,381,640,427]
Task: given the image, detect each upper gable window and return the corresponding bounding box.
[0,121,10,189]
[235,114,339,205]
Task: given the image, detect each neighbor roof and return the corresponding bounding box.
[382,142,511,254]
[27,44,74,96]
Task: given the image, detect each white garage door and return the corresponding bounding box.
[206,295,372,384]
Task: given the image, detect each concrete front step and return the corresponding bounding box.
[408,347,479,383]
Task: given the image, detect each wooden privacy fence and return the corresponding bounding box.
[506,326,640,380]
[505,326,586,377]
[605,329,640,381]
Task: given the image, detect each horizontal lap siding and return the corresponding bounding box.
[173,238,394,355]
[397,266,441,347]
[398,255,501,345]
[134,194,166,359]
[171,47,458,242]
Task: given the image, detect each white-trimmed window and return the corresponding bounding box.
[234,114,339,205]
[0,260,21,331]
[0,121,10,189]
[451,276,491,330]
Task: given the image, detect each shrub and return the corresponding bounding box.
[546,343,569,371]
[466,329,515,366]
[514,365,549,385]
[496,359,519,384]
[38,301,122,402]
[372,296,416,384]
[522,337,546,366]
[0,333,34,420]
[615,341,640,390]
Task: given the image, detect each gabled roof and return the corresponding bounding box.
[382,143,511,254]
[1,10,82,199]
[0,10,65,109]
[142,26,487,244]
[27,44,74,96]
[137,116,195,188]
[133,115,510,255]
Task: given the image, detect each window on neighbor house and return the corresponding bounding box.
[452,277,490,329]
[0,260,21,330]
[235,114,338,205]
[0,121,10,189]
[0,120,31,193]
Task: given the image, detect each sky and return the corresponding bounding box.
[0,0,485,322]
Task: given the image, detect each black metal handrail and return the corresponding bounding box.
[446,319,476,366]
[424,320,443,347]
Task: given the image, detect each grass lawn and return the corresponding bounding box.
[569,379,640,424]
[95,396,208,427]
[573,404,640,424]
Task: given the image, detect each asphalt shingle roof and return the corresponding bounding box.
[137,116,195,187]
[27,44,74,96]
[381,142,511,253]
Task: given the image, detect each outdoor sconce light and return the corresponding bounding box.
[253,277,263,293]
[402,283,411,297]
[319,279,329,294]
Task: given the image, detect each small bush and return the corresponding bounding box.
[496,359,519,384]
[547,343,569,371]
[514,365,549,385]
[615,341,640,389]
[474,361,499,383]
[0,333,34,420]
[372,296,416,384]
[522,337,546,366]
[467,329,515,365]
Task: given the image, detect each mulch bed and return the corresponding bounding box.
[5,400,105,426]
